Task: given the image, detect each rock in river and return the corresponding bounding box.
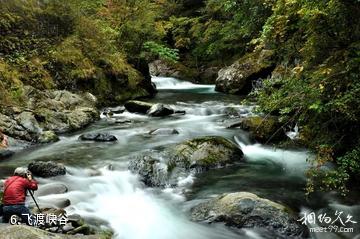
[241,115,285,143]
[147,104,174,117]
[124,100,153,114]
[0,149,15,160]
[36,183,68,196]
[79,133,117,142]
[215,50,275,94]
[129,136,243,187]
[28,161,66,178]
[191,192,308,238]
[149,128,179,135]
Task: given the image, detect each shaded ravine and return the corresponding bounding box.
[1,77,359,239]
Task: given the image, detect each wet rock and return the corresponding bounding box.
[147,104,174,117]
[174,110,186,115]
[240,115,285,143]
[149,128,179,135]
[68,214,85,228]
[29,198,70,209]
[129,136,243,187]
[171,136,243,170]
[226,119,244,128]
[191,192,308,238]
[115,119,132,124]
[215,50,275,94]
[124,100,154,114]
[107,106,125,114]
[0,149,15,160]
[36,183,68,196]
[79,133,117,142]
[28,161,66,178]
[50,198,71,208]
[37,131,59,144]
[62,223,75,233]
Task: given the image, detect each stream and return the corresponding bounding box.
[1,77,359,239]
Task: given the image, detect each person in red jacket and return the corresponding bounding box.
[2,167,38,225]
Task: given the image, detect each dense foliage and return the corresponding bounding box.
[0,0,163,105]
[251,0,360,195]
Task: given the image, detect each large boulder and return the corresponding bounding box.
[129,136,243,187]
[0,87,99,143]
[171,136,243,169]
[240,116,285,143]
[215,50,275,94]
[147,104,174,117]
[0,113,32,141]
[149,60,198,82]
[124,100,154,114]
[28,161,66,178]
[191,192,308,238]
[79,133,117,142]
[149,59,177,77]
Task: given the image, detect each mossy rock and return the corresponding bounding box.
[37,130,59,144]
[191,192,308,238]
[124,100,154,114]
[215,50,275,94]
[129,136,243,187]
[241,116,285,143]
[171,136,243,170]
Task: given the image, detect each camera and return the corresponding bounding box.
[25,170,32,178]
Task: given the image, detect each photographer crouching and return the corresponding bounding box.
[2,167,38,225]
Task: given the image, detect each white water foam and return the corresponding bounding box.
[37,168,246,239]
[152,76,215,92]
[235,136,312,177]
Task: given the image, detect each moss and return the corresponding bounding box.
[241,116,284,143]
[171,136,242,169]
[97,229,114,239]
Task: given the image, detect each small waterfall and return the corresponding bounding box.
[235,136,312,177]
[152,76,215,93]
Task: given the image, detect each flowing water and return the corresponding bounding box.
[1,76,359,239]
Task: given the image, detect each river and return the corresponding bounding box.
[1,77,359,239]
